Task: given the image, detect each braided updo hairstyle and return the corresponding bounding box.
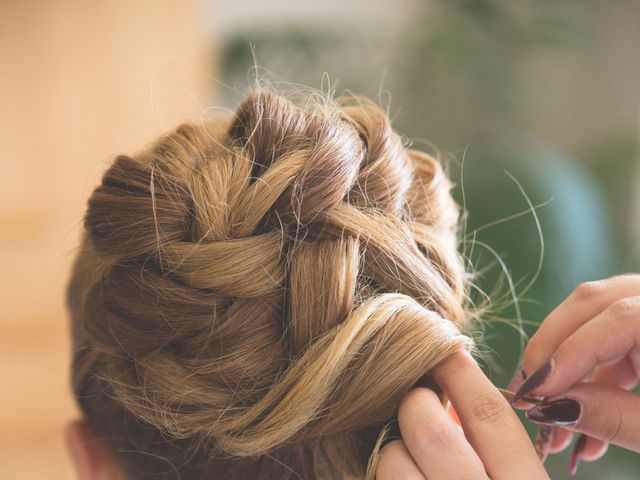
[67,89,473,479]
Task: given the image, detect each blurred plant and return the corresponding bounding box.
[394,0,594,146]
[583,135,640,269]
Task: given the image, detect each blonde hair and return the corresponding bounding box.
[67,89,473,479]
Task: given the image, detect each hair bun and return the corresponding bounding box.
[70,88,471,480]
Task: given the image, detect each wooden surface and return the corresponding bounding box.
[0,1,212,477]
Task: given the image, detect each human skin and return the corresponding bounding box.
[509,275,640,471]
[377,275,640,479]
[376,350,550,479]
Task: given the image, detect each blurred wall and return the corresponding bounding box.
[0,1,213,477]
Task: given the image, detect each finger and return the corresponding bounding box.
[549,427,572,453]
[506,369,538,410]
[432,351,548,479]
[377,440,426,480]
[526,383,640,452]
[534,425,555,461]
[580,435,608,461]
[567,433,610,479]
[529,296,640,397]
[546,357,638,458]
[567,356,640,460]
[591,355,639,390]
[522,275,640,374]
[397,387,486,480]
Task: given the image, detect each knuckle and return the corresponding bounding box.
[608,297,640,318]
[468,392,510,425]
[572,281,604,302]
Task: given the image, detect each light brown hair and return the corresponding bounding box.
[67,89,473,479]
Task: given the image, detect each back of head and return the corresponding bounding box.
[67,89,472,479]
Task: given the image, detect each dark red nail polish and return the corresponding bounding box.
[507,368,526,393]
[526,398,582,426]
[534,425,554,462]
[512,360,554,403]
[570,434,587,476]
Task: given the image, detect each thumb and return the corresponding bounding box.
[525,382,640,453]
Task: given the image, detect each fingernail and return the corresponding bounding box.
[534,425,555,462]
[512,359,554,403]
[570,434,587,476]
[526,398,582,426]
[506,368,526,393]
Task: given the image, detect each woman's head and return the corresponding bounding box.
[66,89,472,479]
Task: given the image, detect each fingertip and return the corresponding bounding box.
[549,428,573,453]
[398,386,443,426]
[506,369,525,394]
[580,436,608,462]
[431,349,478,383]
[512,359,555,402]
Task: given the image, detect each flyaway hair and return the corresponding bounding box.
[67,89,473,479]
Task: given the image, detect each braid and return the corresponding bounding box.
[68,88,472,480]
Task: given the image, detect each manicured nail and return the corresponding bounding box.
[506,368,526,393]
[512,359,554,403]
[526,398,582,426]
[570,434,587,476]
[534,425,554,462]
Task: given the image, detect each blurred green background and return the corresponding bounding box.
[217,0,640,478]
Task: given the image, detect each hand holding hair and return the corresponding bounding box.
[376,351,549,480]
[509,275,640,475]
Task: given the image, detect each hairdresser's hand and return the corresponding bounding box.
[510,275,640,472]
[376,350,549,480]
